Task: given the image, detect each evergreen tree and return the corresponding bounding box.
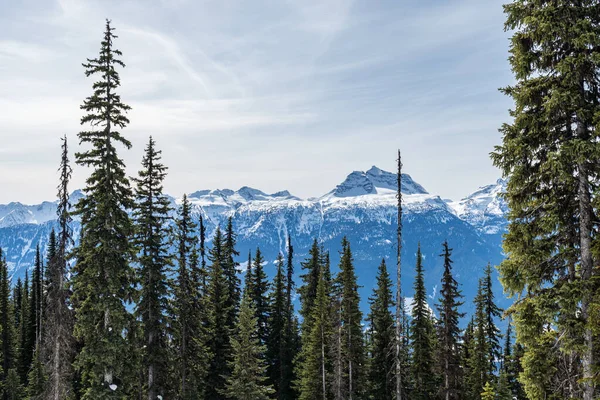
[466,280,488,400]
[225,288,274,400]
[250,248,270,348]
[172,194,203,399]
[133,137,173,400]
[223,217,241,331]
[296,267,332,400]
[16,272,30,385]
[337,237,365,399]
[0,249,17,398]
[481,382,495,400]
[492,1,600,398]
[12,280,22,338]
[436,241,464,400]
[367,258,395,400]
[267,253,286,396]
[280,236,299,400]
[482,263,502,377]
[29,245,43,354]
[409,245,436,399]
[71,19,136,398]
[299,239,321,328]
[26,348,45,399]
[205,227,233,400]
[3,369,24,400]
[43,135,75,400]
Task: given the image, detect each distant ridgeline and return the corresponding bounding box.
[0,166,508,313]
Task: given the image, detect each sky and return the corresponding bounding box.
[0,0,514,204]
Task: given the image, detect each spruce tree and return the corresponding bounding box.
[466,280,488,400]
[250,248,270,348]
[436,241,464,400]
[299,239,321,328]
[43,135,75,400]
[0,249,17,397]
[205,227,233,400]
[482,263,502,377]
[71,19,136,398]
[481,382,495,400]
[492,1,600,398]
[367,258,395,400]
[281,236,298,400]
[133,137,173,400]
[267,253,286,396]
[409,244,436,399]
[224,290,274,400]
[296,267,332,400]
[223,217,241,330]
[172,194,203,399]
[16,272,30,385]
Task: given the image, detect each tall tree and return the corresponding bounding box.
[71,19,136,398]
[395,149,405,400]
[267,253,286,396]
[224,290,274,400]
[43,135,75,400]
[409,245,436,399]
[481,263,502,378]
[172,194,203,399]
[0,249,18,398]
[436,241,464,400]
[296,266,332,400]
[133,137,173,400]
[492,1,600,398]
[16,272,30,385]
[299,239,321,329]
[205,227,233,400]
[223,217,241,329]
[466,280,488,400]
[368,258,395,400]
[250,248,270,348]
[280,236,299,400]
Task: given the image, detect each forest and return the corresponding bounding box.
[1,1,600,399]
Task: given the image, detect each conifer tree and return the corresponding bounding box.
[0,249,17,396]
[280,236,298,400]
[481,263,502,377]
[43,135,75,400]
[16,272,30,385]
[29,246,43,353]
[492,1,600,398]
[299,239,321,328]
[172,194,203,399]
[71,19,136,398]
[133,137,172,400]
[367,258,395,400]
[223,217,241,329]
[466,280,488,400]
[205,227,233,400]
[481,382,495,400]
[296,267,332,400]
[337,237,365,399]
[250,248,270,348]
[409,244,436,399]
[3,369,24,400]
[436,241,464,400]
[224,290,274,400]
[12,280,22,336]
[267,252,286,396]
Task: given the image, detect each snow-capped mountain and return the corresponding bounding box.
[0,167,509,312]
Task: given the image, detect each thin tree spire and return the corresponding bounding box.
[395,149,404,400]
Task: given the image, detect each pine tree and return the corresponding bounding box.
[205,227,233,400]
[172,194,204,399]
[267,252,286,396]
[281,236,299,400]
[336,237,364,399]
[367,258,395,400]
[299,239,321,329]
[133,137,173,400]
[29,245,43,355]
[492,1,600,398]
[43,135,75,400]
[3,369,24,400]
[27,348,46,399]
[71,19,136,398]
[481,381,495,400]
[225,287,274,400]
[250,248,270,348]
[466,280,488,400]
[223,217,241,331]
[409,244,436,399]
[0,249,17,397]
[436,241,464,400]
[296,267,332,400]
[482,263,502,378]
[16,272,30,385]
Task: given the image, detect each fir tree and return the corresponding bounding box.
[267,253,286,396]
[481,382,495,400]
[16,272,30,385]
[205,227,233,400]
[296,267,332,400]
[409,244,436,399]
[71,19,136,398]
[367,258,395,400]
[3,369,24,400]
[250,248,270,348]
[172,194,203,399]
[299,239,321,328]
[281,236,298,400]
[43,135,75,400]
[223,217,241,330]
[436,241,464,400]
[482,263,502,377]
[492,1,600,398]
[466,279,488,400]
[224,290,274,400]
[0,249,17,396]
[133,137,173,400]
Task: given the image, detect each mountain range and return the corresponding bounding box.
[0,166,509,313]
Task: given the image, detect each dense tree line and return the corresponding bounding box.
[2,1,600,397]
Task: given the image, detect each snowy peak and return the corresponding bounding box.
[187,187,299,206]
[328,166,428,198]
[449,178,508,234]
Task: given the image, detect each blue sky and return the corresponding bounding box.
[0,0,513,203]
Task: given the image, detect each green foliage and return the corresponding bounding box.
[481,381,495,400]
[249,248,270,348]
[224,291,274,400]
